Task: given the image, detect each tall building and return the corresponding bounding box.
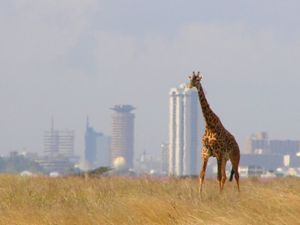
[39,118,76,173]
[43,119,74,158]
[85,118,111,168]
[168,84,201,176]
[85,118,102,165]
[110,105,135,169]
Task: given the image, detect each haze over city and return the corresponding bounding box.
[1,0,300,158]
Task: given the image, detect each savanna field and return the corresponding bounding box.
[0,175,299,225]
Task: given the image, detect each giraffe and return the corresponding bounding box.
[188,71,240,193]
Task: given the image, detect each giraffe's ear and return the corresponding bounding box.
[188,76,192,79]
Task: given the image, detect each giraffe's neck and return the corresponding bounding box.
[197,83,221,128]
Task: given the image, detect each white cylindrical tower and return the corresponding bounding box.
[168,84,201,176]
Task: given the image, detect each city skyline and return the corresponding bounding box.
[1,1,300,158]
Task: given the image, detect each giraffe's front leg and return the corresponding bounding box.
[199,155,209,193]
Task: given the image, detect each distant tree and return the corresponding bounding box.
[88,166,111,176]
[0,154,45,174]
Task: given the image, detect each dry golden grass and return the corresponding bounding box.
[0,175,299,225]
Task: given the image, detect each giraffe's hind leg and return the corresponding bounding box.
[220,157,227,192]
[217,159,222,190]
[230,155,240,192]
[232,161,240,192]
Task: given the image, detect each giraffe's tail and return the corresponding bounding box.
[229,168,234,182]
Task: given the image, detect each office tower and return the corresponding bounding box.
[40,118,75,173]
[85,118,102,165]
[43,118,74,157]
[85,118,111,168]
[110,105,135,169]
[168,84,201,176]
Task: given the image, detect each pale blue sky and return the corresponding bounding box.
[0,0,299,157]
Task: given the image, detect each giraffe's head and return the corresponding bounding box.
[188,71,203,89]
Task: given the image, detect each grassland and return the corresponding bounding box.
[0,175,299,225]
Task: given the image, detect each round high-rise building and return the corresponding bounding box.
[110,105,135,169]
[168,84,201,176]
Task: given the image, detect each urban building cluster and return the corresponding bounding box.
[2,84,300,178]
[240,132,300,177]
[2,105,136,176]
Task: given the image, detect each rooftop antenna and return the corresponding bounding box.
[86,115,90,129]
[51,116,54,132]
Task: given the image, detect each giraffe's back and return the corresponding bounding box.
[202,125,240,160]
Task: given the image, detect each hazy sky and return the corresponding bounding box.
[1,0,300,157]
